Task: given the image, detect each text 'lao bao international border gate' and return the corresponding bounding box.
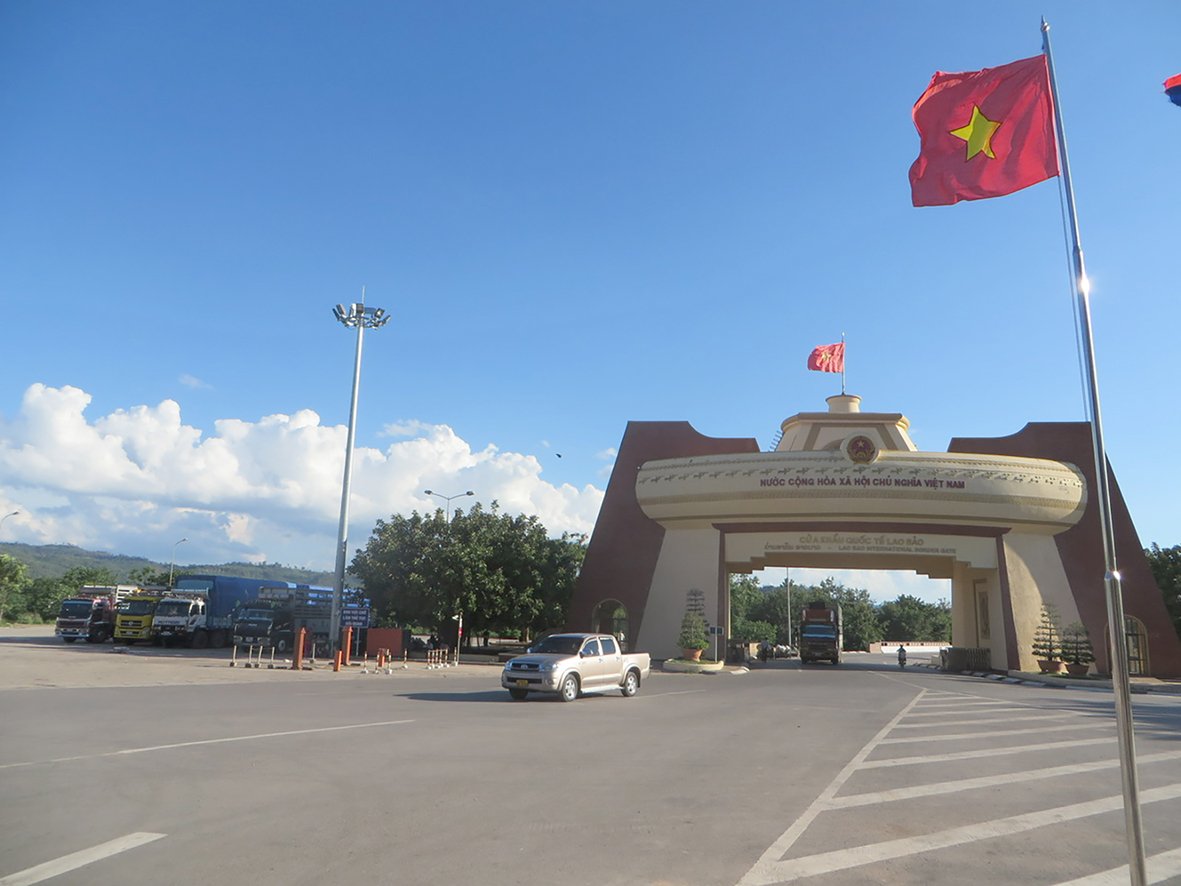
[568,394,1181,679]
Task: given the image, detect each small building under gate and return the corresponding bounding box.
[569,395,1181,677]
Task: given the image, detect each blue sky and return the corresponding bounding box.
[1,2,1177,602]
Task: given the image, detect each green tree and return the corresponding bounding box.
[748,581,796,644]
[350,502,582,645]
[0,554,30,623]
[877,594,951,643]
[128,566,173,587]
[1146,543,1181,640]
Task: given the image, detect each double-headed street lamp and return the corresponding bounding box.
[330,295,391,651]
[423,490,475,666]
[424,489,474,521]
[168,537,188,589]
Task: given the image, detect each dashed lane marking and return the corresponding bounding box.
[0,719,415,770]
[0,832,166,886]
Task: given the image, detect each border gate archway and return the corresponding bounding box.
[568,396,1181,677]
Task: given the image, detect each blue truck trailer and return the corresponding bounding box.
[153,575,279,648]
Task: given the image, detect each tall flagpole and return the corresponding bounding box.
[1042,19,1146,885]
[840,332,846,395]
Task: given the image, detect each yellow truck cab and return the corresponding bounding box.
[113,591,166,644]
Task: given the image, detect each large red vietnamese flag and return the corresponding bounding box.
[909,55,1059,206]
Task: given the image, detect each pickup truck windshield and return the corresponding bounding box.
[531,636,583,655]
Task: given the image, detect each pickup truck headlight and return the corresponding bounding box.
[539,660,558,671]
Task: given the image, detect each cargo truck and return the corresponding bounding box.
[158,575,282,648]
[232,584,368,655]
[799,602,842,664]
[55,585,136,643]
[113,591,167,644]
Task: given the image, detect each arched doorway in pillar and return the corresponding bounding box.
[591,599,630,651]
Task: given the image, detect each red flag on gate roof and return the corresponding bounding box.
[1166,74,1181,107]
[909,54,1059,206]
[807,342,845,373]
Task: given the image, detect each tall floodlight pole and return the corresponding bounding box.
[331,295,391,652]
[168,537,188,589]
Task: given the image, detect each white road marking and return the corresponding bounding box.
[914,698,1015,707]
[735,688,927,886]
[893,712,1082,728]
[0,832,165,886]
[0,719,415,770]
[902,705,1034,718]
[878,722,1109,744]
[1052,846,1181,885]
[741,783,1181,885]
[829,750,1181,809]
[858,737,1115,768]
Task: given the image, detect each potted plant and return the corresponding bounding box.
[677,611,709,662]
[1061,621,1095,677]
[1031,604,1063,674]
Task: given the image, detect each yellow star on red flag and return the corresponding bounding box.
[949,105,1001,160]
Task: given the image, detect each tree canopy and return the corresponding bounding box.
[1145,543,1181,640]
[728,574,951,651]
[349,502,585,644]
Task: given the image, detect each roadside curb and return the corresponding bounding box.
[942,665,1181,695]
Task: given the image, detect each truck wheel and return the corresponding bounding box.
[209,630,227,649]
[559,674,580,702]
[276,638,288,654]
[508,688,528,700]
[191,631,209,649]
[62,637,77,644]
[621,670,640,697]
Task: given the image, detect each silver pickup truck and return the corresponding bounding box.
[501,632,651,702]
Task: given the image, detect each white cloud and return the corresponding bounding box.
[0,384,605,571]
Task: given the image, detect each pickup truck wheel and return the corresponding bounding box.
[508,688,528,700]
[621,670,640,697]
[276,639,288,654]
[559,673,580,702]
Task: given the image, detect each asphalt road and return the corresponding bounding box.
[2,629,1181,885]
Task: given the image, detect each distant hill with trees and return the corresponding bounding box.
[0,542,335,586]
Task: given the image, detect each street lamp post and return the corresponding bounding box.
[0,511,18,537]
[424,489,474,521]
[331,295,391,652]
[168,537,188,589]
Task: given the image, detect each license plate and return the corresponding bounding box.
[516,680,528,688]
